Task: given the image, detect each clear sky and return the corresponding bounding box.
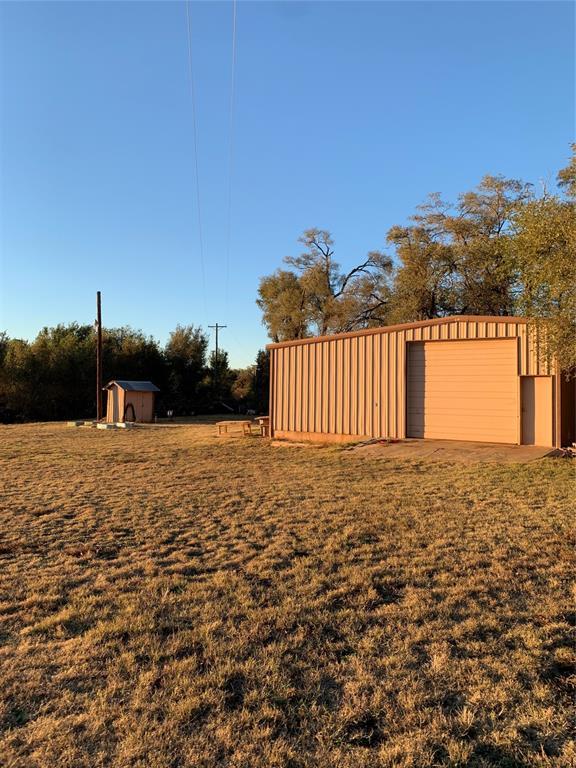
[1,1,573,367]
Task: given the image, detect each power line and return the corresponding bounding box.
[184,0,207,320]
[224,0,237,304]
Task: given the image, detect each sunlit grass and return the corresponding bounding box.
[0,422,574,767]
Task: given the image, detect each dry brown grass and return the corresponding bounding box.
[0,422,574,768]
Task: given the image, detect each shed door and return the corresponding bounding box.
[407,339,519,443]
[521,377,553,447]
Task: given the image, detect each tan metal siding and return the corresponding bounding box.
[335,339,343,434]
[269,317,551,441]
[314,343,322,433]
[389,332,397,437]
[367,335,374,435]
[373,332,381,437]
[343,339,350,434]
[350,337,358,435]
[301,343,308,433]
[357,336,365,435]
[328,342,336,433]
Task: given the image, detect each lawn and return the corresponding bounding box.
[0,422,574,768]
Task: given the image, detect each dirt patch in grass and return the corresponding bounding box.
[0,422,574,767]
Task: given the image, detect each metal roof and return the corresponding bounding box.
[266,315,531,349]
[104,380,160,392]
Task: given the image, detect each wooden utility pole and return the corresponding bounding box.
[96,291,103,421]
[208,323,227,398]
[208,323,227,363]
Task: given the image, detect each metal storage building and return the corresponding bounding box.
[104,380,160,423]
[267,316,575,448]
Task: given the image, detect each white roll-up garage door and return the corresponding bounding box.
[407,339,519,443]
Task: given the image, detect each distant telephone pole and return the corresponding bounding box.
[208,323,227,362]
[96,291,103,421]
[209,323,227,399]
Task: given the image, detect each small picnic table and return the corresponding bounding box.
[216,420,253,436]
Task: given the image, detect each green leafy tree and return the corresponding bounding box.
[387,177,533,322]
[103,327,166,386]
[257,269,308,342]
[231,366,256,410]
[257,229,392,340]
[164,325,208,414]
[511,150,576,372]
[448,176,532,315]
[29,324,95,420]
[254,349,270,414]
[0,338,37,421]
[204,350,235,409]
[0,324,169,422]
[386,211,456,323]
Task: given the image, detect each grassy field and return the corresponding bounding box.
[0,422,574,768]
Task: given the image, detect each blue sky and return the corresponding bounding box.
[1,1,573,367]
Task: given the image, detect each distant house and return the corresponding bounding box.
[104,380,160,424]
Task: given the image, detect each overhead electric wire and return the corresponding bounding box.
[224,0,237,304]
[184,0,207,320]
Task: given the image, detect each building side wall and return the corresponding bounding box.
[123,391,155,423]
[105,387,123,423]
[270,319,550,440]
[140,392,155,423]
[123,392,140,422]
[105,390,114,423]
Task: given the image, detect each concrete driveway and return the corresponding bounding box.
[348,438,559,463]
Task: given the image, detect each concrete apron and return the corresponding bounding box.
[349,438,560,463]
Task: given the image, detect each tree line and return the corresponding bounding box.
[0,324,269,423]
[2,149,573,422]
[257,148,575,372]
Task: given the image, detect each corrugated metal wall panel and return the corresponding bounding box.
[282,347,289,430]
[398,331,406,438]
[379,334,387,437]
[328,341,337,434]
[373,332,381,438]
[315,343,321,430]
[357,336,365,435]
[390,334,396,437]
[350,337,358,435]
[269,317,550,440]
[336,339,343,434]
[303,344,308,431]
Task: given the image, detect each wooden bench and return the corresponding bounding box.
[216,420,253,436]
